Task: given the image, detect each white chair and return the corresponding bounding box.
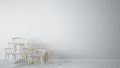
[28,48,46,64]
[4,42,15,63]
[14,48,30,64]
[22,48,31,63]
[12,37,25,60]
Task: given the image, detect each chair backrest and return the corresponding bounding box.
[8,42,14,49]
[12,37,25,45]
[12,37,25,54]
[4,43,14,54]
[14,45,25,54]
[30,48,46,56]
[22,48,30,54]
[36,48,46,56]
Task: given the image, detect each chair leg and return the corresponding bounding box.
[27,56,30,64]
[41,56,44,64]
[4,54,7,63]
[28,57,33,64]
[36,57,40,63]
[12,54,15,60]
[7,55,9,62]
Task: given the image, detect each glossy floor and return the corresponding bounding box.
[0,59,120,68]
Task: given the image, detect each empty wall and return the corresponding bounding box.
[0,0,120,59]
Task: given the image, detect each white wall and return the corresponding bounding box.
[0,0,120,59]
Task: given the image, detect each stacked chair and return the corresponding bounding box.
[4,42,15,63]
[4,37,54,64]
[28,48,46,64]
[4,37,25,63]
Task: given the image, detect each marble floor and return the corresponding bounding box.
[0,59,120,68]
